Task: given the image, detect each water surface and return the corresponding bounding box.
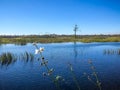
[0,42,120,90]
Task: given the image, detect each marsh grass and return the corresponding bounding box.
[0,52,34,67]
[20,52,34,62]
[116,49,120,55]
[0,44,103,90]
[0,52,17,66]
[104,49,120,55]
[0,35,120,44]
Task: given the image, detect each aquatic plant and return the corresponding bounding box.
[104,49,120,55]
[0,51,34,67]
[33,43,63,90]
[0,52,17,66]
[20,51,34,62]
[33,43,103,90]
[68,63,81,90]
[83,60,102,90]
[117,49,120,55]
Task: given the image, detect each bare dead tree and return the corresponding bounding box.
[73,25,78,38]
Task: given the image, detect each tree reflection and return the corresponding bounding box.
[73,41,78,61]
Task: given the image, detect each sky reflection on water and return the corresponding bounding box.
[0,42,120,90]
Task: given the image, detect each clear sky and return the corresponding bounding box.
[0,0,120,35]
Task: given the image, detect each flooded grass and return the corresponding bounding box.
[104,49,120,55]
[0,52,34,66]
[0,52,17,66]
[0,43,120,90]
[20,51,34,62]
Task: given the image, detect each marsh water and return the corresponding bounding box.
[0,42,120,90]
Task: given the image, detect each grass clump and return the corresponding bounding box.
[0,52,17,66]
[20,52,34,62]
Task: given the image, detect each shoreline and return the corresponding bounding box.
[0,35,120,44]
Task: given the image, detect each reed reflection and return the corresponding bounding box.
[0,52,34,68]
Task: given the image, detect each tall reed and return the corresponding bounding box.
[0,52,16,66]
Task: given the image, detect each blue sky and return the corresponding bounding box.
[0,0,120,35]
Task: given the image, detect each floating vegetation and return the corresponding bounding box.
[104,49,120,55]
[0,52,17,66]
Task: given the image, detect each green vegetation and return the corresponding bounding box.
[0,52,34,66]
[0,52,17,66]
[0,34,120,44]
[0,44,103,90]
[104,49,120,55]
[20,52,34,62]
[68,63,81,90]
[33,43,102,90]
[33,43,63,90]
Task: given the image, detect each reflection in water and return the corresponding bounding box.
[73,42,78,61]
[0,43,120,90]
[0,52,16,67]
[15,42,27,46]
[103,49,120,55]
[20,52,34,63]
[0,52,34,67]
[73,42,91,61]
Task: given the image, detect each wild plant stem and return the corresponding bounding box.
[71,71,81,90]
[34,44,61,90]
[89,62,102,90]
[68,63,81,90]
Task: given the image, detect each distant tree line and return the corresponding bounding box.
[0,34,120,38]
